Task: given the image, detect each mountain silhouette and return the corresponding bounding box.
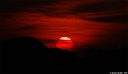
[1,36,127,73]
[1,36,77,73]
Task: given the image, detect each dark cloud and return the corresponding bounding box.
[41,39,57,43]
[72,1,127,13]
[18,25,36,30]
[69,1,127,23]
[85,14,128,23]
[1,0,58,13]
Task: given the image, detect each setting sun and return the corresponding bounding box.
[56,37,73,50]
[60,37,71,40]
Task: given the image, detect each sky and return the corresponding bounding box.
[1,0,127,51]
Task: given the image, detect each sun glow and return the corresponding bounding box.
[56,37,73,50]
[60,37,71,40]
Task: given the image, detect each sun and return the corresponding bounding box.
[60,37,71,40]
[56,37,73,51]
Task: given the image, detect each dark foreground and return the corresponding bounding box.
[1,37,127,73]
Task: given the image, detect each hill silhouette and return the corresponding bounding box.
[1,36,77,73]
[1,36,127,73]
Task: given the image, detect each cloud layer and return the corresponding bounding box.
[1,0,127,51]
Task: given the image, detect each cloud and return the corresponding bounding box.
[1,0,127,50]
[72,1,127,13]
[84,14,128,23]
[1,0,58,13]
[17,25,36,30]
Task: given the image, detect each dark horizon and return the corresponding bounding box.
[1,36,127,73]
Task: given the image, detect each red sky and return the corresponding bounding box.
[1,0,127,51]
